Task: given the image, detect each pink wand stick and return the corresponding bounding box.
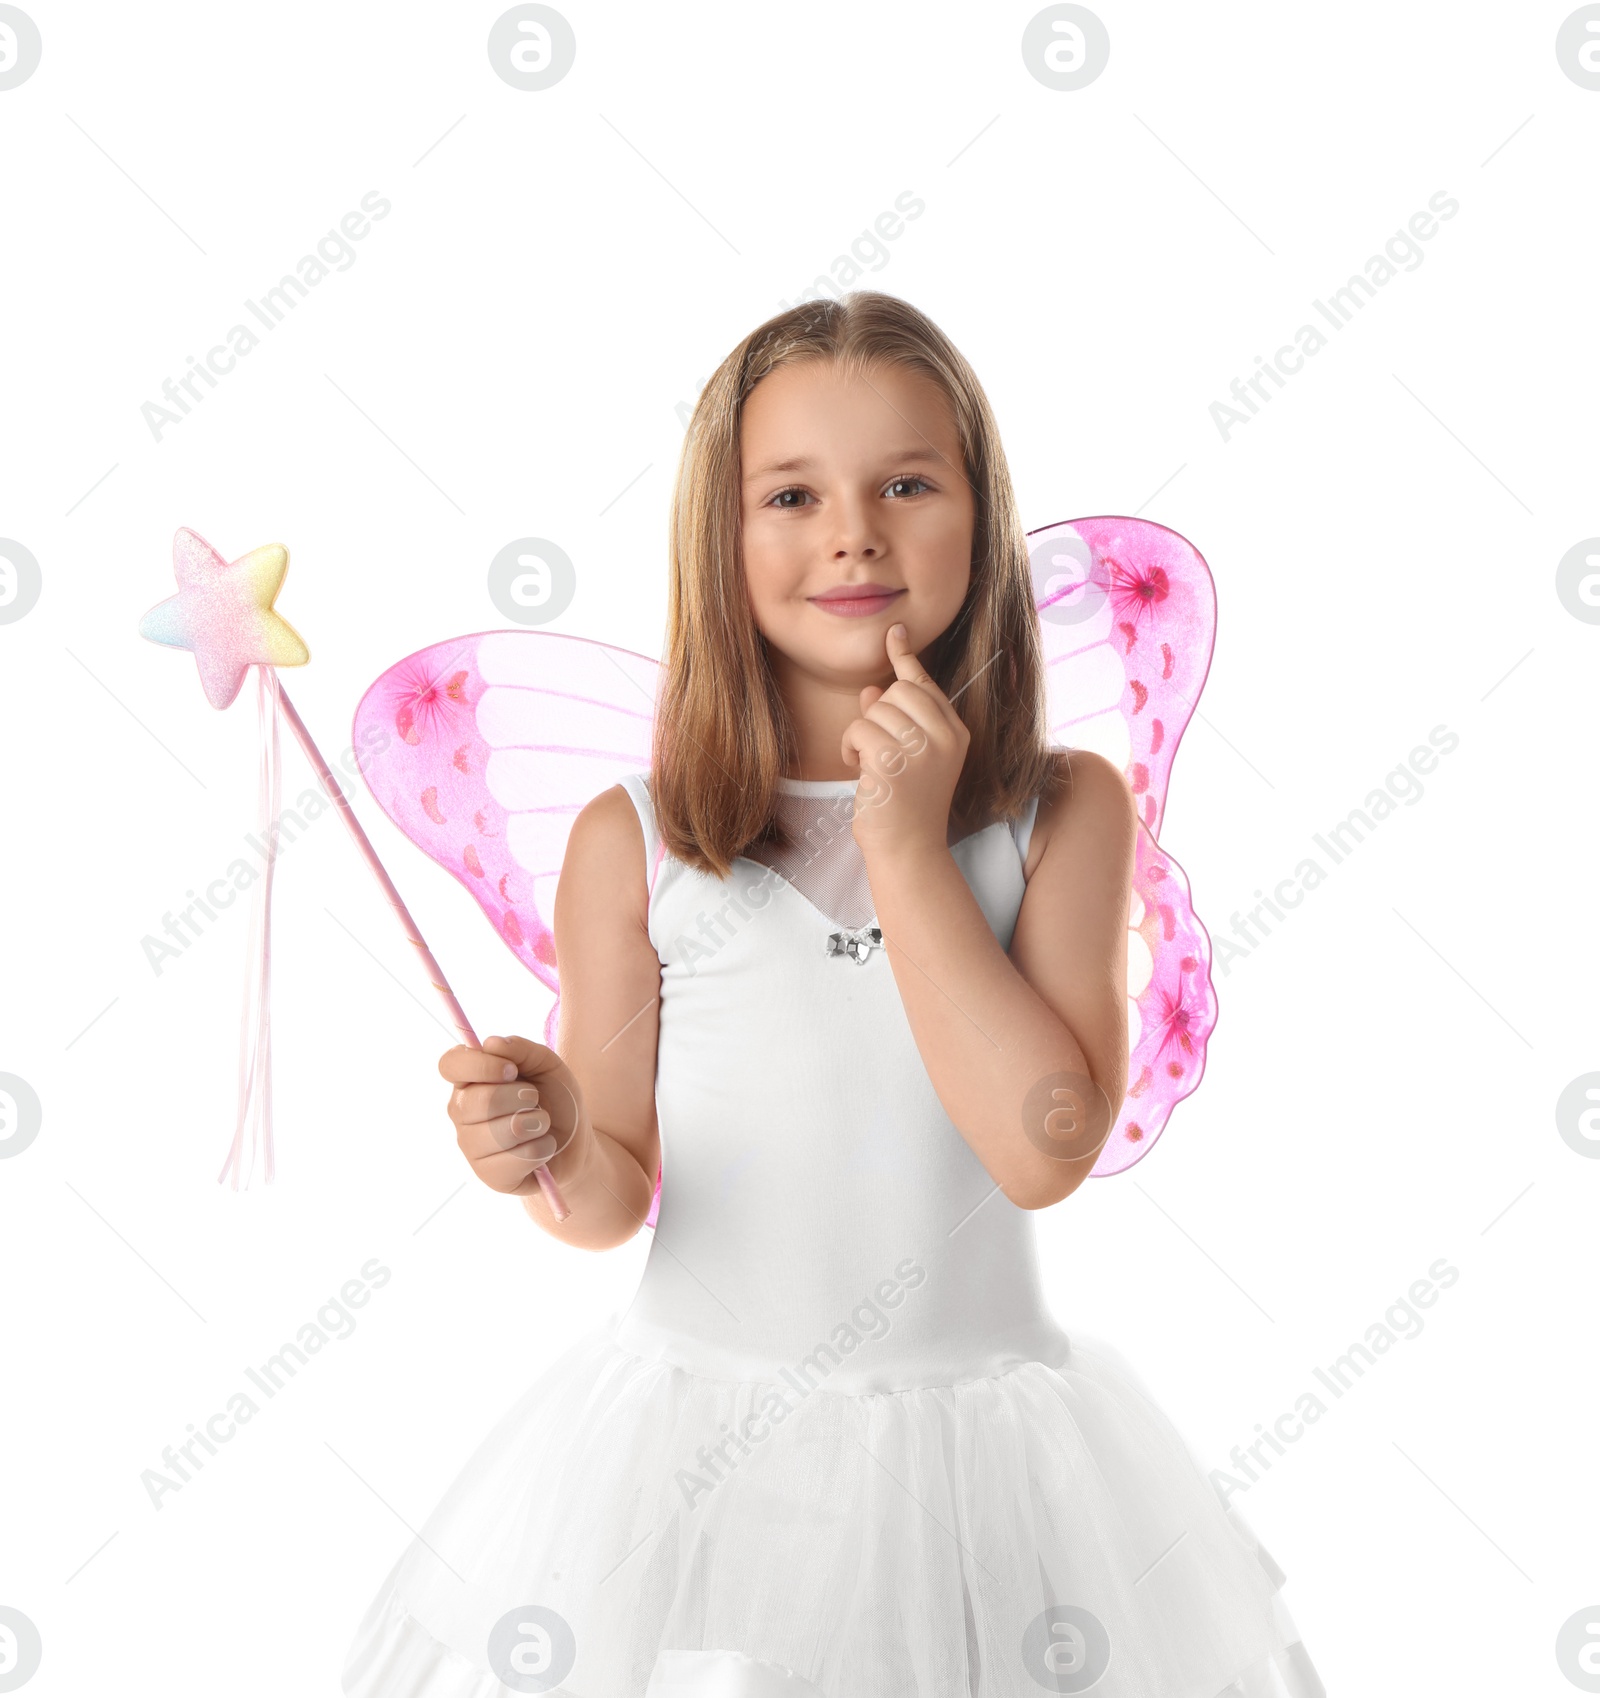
[276,683,571,1221]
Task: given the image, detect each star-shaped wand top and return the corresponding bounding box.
[138,527,309,708]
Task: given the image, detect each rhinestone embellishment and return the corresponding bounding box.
[825,924,884,965]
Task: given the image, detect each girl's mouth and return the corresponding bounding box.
[808,588,905,619]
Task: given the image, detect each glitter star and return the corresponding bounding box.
[139,528,309,708]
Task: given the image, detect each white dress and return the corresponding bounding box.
[342,774,1325,1697]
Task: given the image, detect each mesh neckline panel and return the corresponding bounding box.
[743,779,1011,931]
[743,789,876,929]
[624,772,1033,933]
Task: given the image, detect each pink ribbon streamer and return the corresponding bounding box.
[219,665,282,1188]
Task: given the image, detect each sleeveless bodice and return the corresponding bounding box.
[614,773,1071,1394]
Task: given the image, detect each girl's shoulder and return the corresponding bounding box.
[1021,749,1138,884]
[562,781,655,932]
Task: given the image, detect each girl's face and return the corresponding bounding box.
[739,358,975,685]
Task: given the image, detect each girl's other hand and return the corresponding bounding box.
[438,1035,591,1196]
[844,621,970,859]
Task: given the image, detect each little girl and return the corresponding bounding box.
[342,293,1325,1696]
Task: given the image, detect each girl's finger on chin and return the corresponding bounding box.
[886,622,931,680]
[887,626,957,717]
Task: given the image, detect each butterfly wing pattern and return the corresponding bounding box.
[354,517,1217,1220]
[351,630,666,1216]
[1027,516,1219,1175]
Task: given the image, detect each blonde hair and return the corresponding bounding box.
[652,290,1063,877]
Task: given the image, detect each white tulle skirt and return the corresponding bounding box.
[341,1314,1325,1696]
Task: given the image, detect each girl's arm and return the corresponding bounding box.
[519,784,663,1248]
[870,747,1135,1209]
[847,621,1136,1211]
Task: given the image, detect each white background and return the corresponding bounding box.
[1,2,1595,1693]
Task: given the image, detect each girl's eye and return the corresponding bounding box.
[767,475,931,509]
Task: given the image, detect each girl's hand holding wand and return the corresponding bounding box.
[440,1035,591,1200]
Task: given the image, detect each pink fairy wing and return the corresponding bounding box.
[352,630,667,1224]
[1106,828,1218,1175]
[1028,516,1219,1173]
[1029,515,1215,836]
[352,631,658,995]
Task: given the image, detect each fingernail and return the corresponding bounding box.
[502,1063,518,1080]
[890,622,906,639]
[518,1086,539,1102]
